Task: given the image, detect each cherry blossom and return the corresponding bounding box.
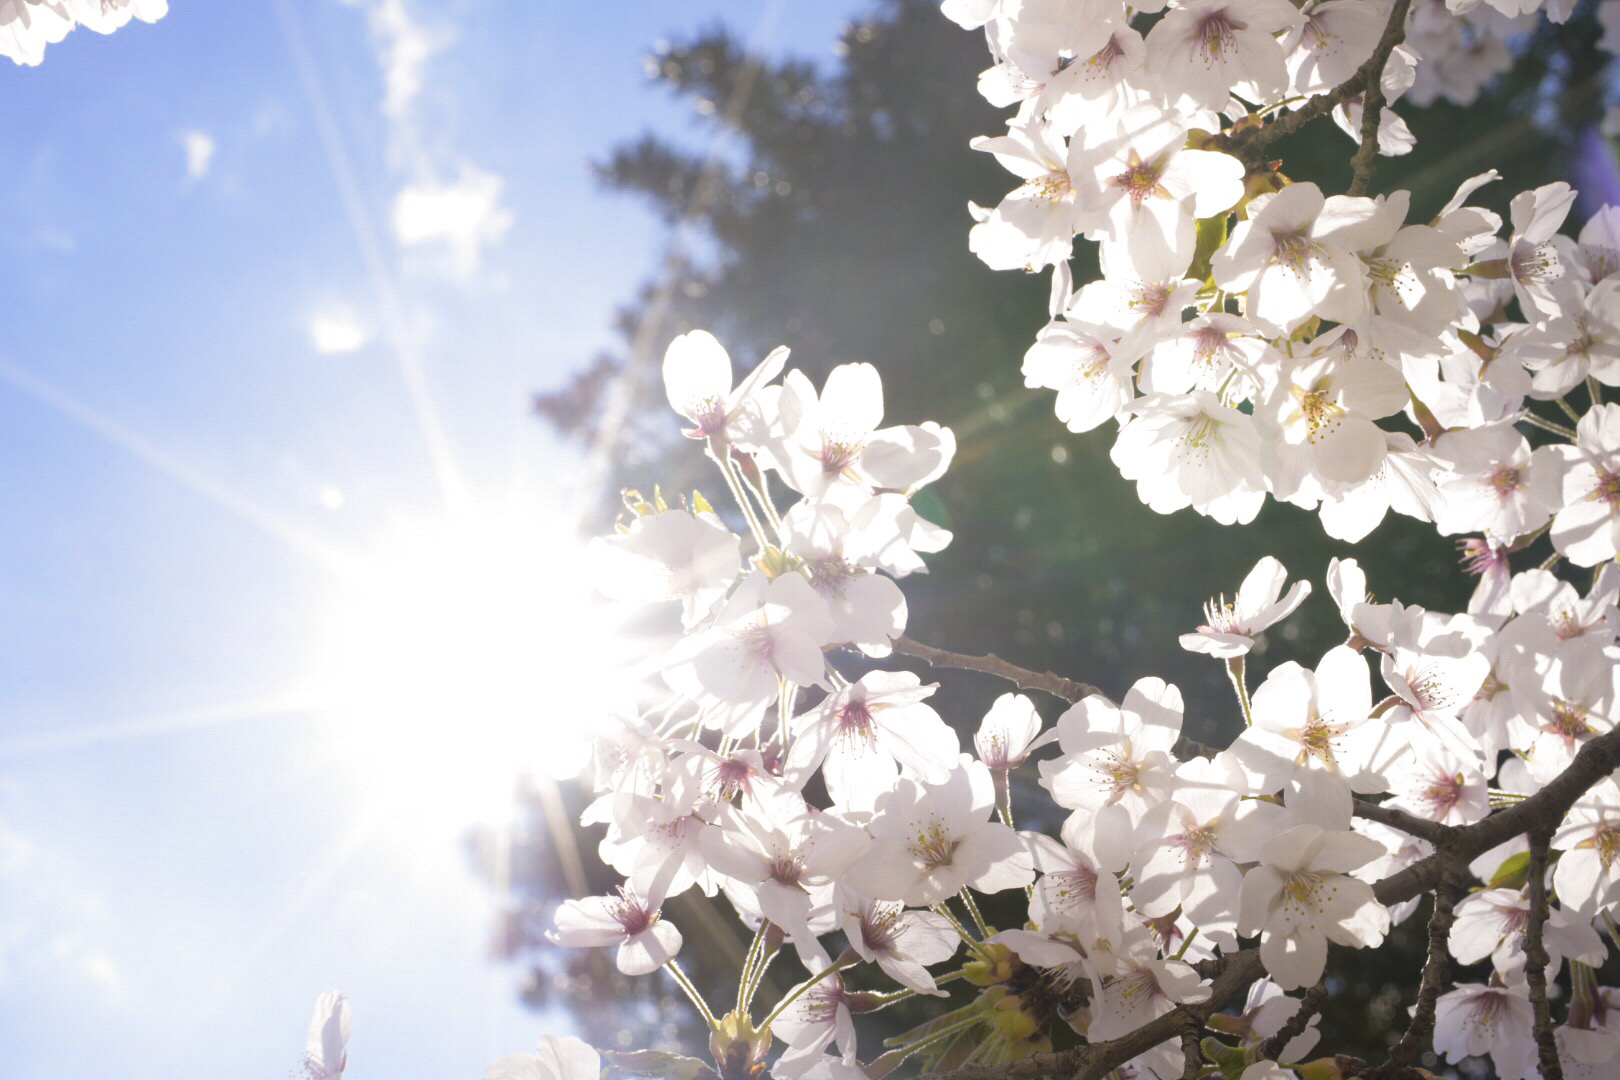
[848,757,1033,906]
[590,506,741,628]
[301,990,351,1080]
[768,365,955,498]
[1433,983,1538,1080]
[1211,183,1382,335]
[1143,0,1303,112]
[784,670,959,808]
[973,692,1051,772]
[548,888,682,976]
[835,891,959,995]
[1237,823,1390,989]
[1228,646,1394,829]
[662,329,788,444]
[662,571,835,734]
[1506,181,1577,319]
[1110,391,1268,524]
[1549,403,1620,566]
[1129,756,1288,946]
[701,794,869,953]
[483,1036,601,1080]
[1040,677,1184,828]
[1180,555,1312,657]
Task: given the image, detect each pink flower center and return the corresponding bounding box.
[1195,11,1243,62]
[1548,699,1593,741]
[1592,470,1620,506]
[1112,157,1167,209]
[819,437,863,476]
[612,890,656,937]
[837,699,877,744]
[1420,772,1466,815]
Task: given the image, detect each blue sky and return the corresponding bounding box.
[0,2,869,1077]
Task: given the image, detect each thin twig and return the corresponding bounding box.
[893,634,1217,760]
[893,634,1102,703]
[1181,1019,1203,1079]
[1344,0,1414,197]
[1258,981,1327,1061]
[1377,872,1460,1074]
[1524,828,1563,1080]
[1353,798,1454,847]
[1222,0,1412,164]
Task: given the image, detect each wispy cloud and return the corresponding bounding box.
[308,307,371,355]
[178,129,215,181]
[357,0,447,119]
[392,166,514,277]
[346,0,514,279]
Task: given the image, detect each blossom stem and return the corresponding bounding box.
[858,987,919,1009]
[932,903,991,959]
[868,1010,989,1076]
[1556,396,1582,423]
[1519,411,1578,440]
[665,958,718,1029]
[743,936,782,1014]
[958,888,992,939]
[1589,375,1604,408]
[1255,95,1306,117]
[1173,927,1199,961]
[708,445,772,552]
[1539,550,1562,572]
[1225,656,1254,727]
[759,953,856,1032]
[740,461,785,535]
[1507,520,1552,553]
[777,680,797,755]
[743,939,781,1014]
[737,920,767,1011]
[995,771,1015,830]
[1571,961,1599,1029]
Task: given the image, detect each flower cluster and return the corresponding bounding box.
[957,0,1620,560]
[468,313,1620,1080]
[0,0,165,65]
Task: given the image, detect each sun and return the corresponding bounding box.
[310,504,620,824]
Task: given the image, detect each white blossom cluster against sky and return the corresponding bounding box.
[0,3,867,1078]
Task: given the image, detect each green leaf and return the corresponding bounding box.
[1490,850,1532,889]
[1190,213,1228,284]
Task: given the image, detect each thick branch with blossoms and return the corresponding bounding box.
[916,725,1620,1080]
[434,0,1620,1071]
